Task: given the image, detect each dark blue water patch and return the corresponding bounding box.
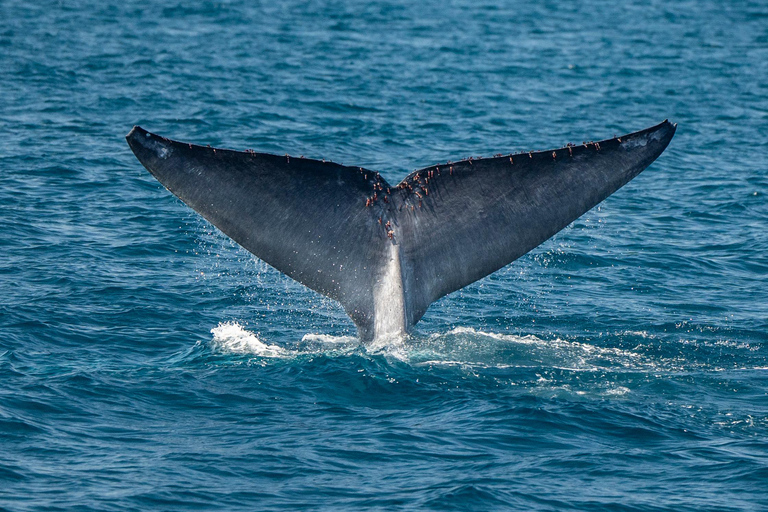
[2,331,767,511]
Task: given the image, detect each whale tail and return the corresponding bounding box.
[127,121,676,341]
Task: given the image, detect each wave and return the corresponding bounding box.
[206,322,765,375]
[205,322,653,371]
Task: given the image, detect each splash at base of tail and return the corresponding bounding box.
[127,121,676,342]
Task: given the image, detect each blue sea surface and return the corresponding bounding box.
[2,0,767,510]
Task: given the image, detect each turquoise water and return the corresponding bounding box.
[2,0,767,510]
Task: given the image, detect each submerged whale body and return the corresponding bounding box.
[127,121,676,342]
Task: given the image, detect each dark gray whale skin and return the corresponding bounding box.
[126,120,676,341]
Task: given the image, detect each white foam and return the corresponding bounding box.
[207,323,669,374]
[448,327,641,358]
[446,326,546,345]
[301,333,358,345]
[365,332,410,360]
[210,322,291,358]
[210,322,362,359]
[411,326,653,372]
[209,321,414,361]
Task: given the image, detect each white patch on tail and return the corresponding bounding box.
[373,243,406,340]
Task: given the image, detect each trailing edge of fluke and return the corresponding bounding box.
[127,120,676,342]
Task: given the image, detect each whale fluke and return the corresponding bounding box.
[127,121,676,341]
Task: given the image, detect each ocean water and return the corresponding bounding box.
[2,0,767,510]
